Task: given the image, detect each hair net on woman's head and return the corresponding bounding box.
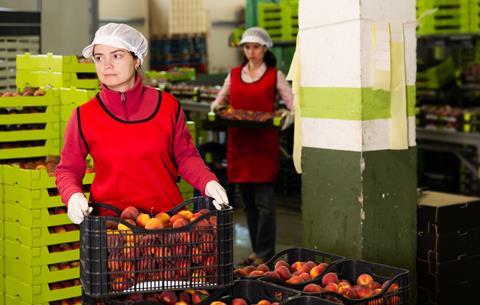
[82,23,148,65]
[240,27,273,48]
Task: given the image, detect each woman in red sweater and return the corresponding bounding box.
[56,23,228,224]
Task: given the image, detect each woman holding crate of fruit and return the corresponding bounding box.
[210,27,294,266]
[56,23,229,224]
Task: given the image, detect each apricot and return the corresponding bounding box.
[248,270,265,277]
[178,210,194,220]
[243,265,257,275]
[210,302,227,305]
[290,261,304,272]
[120,206,139,221]
[303,283,323,293]
[136,213,151,227]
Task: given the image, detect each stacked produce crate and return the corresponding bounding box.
[1,161,94,305]
[150,35,207,72]
[257,0,298,42]
[15,53,99,91]
[417,0,471,35]
[417,191,480,305]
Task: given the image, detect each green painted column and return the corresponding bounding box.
[296,0,417,301]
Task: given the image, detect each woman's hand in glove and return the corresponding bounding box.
[205,180,229,210]
[278,109,294,130]
[67,192,93,224]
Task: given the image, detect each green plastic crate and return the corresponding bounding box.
[16,70,99,91]
[5,258,79,285]
[4,239,78,267]
[4,202,72,228]
[3,185,63,209]
[4,221,79,247]
[0,139,61,161]
[16,53,95,73]
[1,121,60,142]
[2,165,94,190]
[5,276,81,304]
[5,294,81,305]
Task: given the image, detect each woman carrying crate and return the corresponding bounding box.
[56,23,229,223]
[210,27,294,266]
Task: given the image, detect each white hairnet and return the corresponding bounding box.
[82,23,148,65]
[240,27,273,48]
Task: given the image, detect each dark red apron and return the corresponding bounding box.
[227,66,279,183]
[78,91,184,216]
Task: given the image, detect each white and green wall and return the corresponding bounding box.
[297,0,417,279]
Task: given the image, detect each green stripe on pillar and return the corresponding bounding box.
[300,86,416,120]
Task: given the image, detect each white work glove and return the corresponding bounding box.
[67,192,93,224]
[205,180,229,210]
[210,100,227,113]
[278,109,294,131]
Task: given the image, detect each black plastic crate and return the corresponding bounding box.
[281,295,338,305]
[316,259,409,305]
[218,279,300,304]
[238,247,344,290]
[80,197,234,298]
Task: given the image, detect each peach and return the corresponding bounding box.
[337,280,352,295]
[275,265,291,281]
[136,213,151,227]
[159,291,178,305]
[145,218,164,230]
[231,298,248,305]
[198,208,210,215]
[301,260,317,273]
[310,263,328,279]
[382,282,399,293]
[321,272,339,287]
[175,301,189,305]
[357,273,374,288]
[173,218,189,228]
[256,263,270,273]
[234,268,248,277]
[155,212,171,224]
[263,271,280,279]
[209,302,227,305]
[303,283,323,293]
[178,210,194,220]
[290,261,304,272]
[120,206,139,221]
[274,260,289,270]
[244,265,257,275]
[286,275,303,284]
[299,272,311,282]
[324,282,339,293]
[248,270,265,277]
[257,300,272,305]
[355,285,374,299]
[373,281,382,290]
[343,287,358,299]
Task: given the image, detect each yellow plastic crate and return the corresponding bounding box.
[5,258,79,285]
[16,53,95,73]
[4,239,79,267]
[4,220,79,247]
[16,70,99,90]
[2,165,94,190]
[5,276,81,304]
[5,293,82,305]
[4,202,72,228]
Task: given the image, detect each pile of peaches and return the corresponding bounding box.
[0,86,46,97]
[96,289,211,305]
[7,155,94,176]
[105,205,219,291]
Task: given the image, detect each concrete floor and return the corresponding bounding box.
[232,204,303,266]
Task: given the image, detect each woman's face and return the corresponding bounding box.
[92,44,140,92]
[243,42,267,64]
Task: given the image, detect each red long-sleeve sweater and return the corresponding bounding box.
[56,75,217,205]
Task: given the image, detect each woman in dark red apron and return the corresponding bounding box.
[211,27,294,265]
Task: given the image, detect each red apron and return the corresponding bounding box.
[227,66,279,183]
[78,91,184,216]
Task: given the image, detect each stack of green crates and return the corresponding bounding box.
[0,89,62,161]
[16,53,99,91]
[470,0,480,32]
[258,0,298,42]
[416,57,456,89]
[0,167,4,304]
[1,165,93,304]
[417,0,471,35]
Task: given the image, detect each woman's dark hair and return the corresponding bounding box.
[242,49,276,68]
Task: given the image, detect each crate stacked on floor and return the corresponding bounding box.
[470,0,480,32]
[15,53,99,91]
[258,0,298,42]
[0,11,40,92]
[417,191,480,305]
[417,0,471,35]
[1,162,93,305]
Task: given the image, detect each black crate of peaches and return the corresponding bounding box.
[234,248,345,290]
[301,259,409,305]
[80,197,234,298]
